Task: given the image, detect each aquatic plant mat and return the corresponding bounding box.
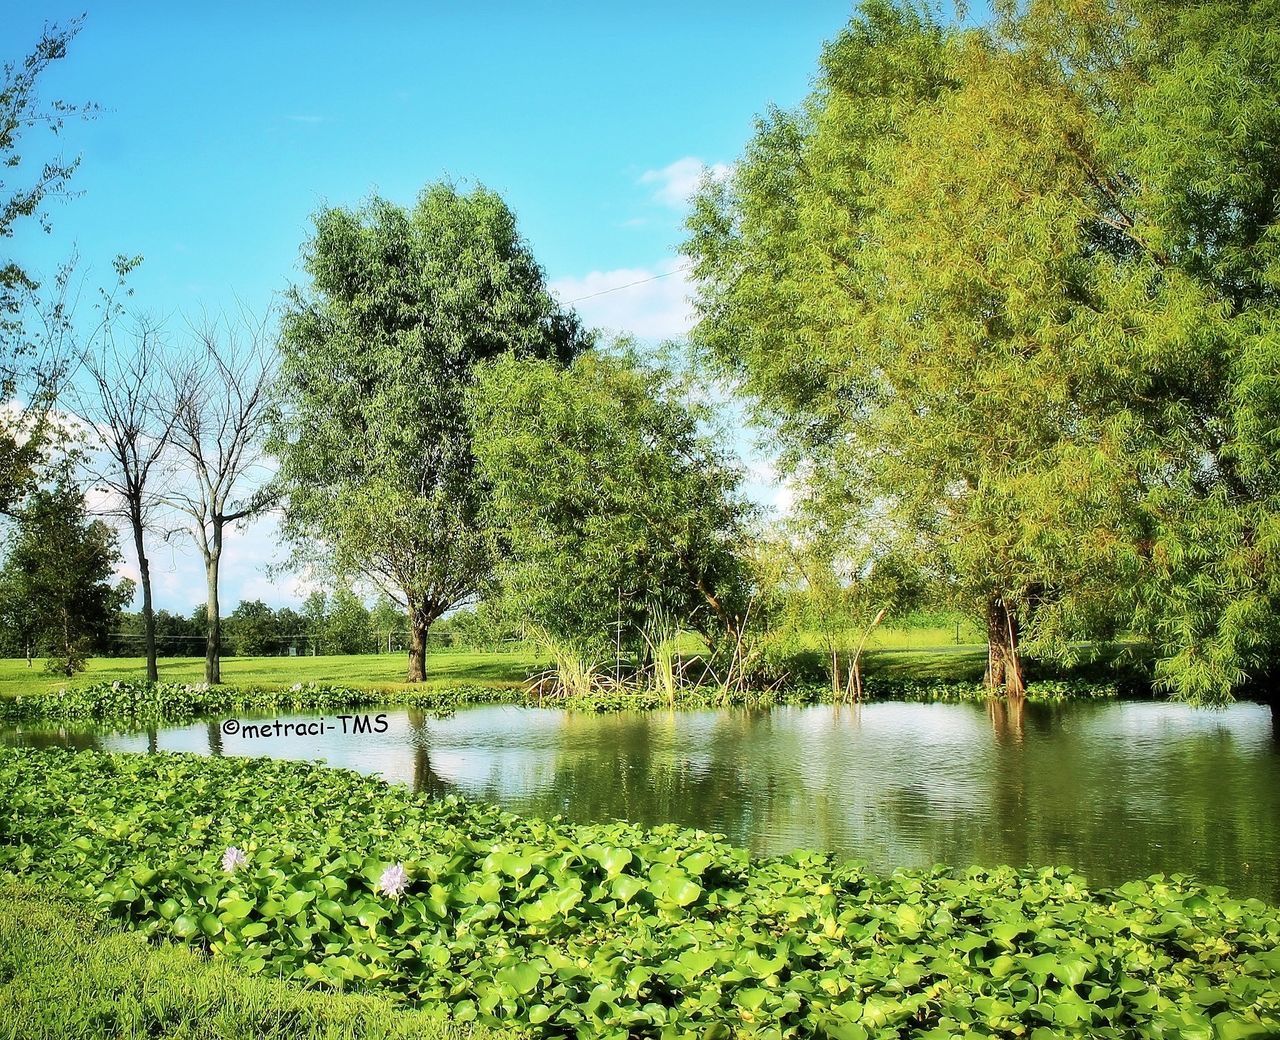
[0,676,1125,726]
[2,748,1277,1039]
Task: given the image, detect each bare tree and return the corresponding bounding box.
[168,312,276,683]
[74,314,177,681]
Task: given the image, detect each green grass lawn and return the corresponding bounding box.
[0,882,516,1040]
[0,649,543,699]
[0,625,1126,701]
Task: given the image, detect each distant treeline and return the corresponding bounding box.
[102,595,526,658]
[0,592,522,661]
[0,590,979,662]
[95,602,970,659]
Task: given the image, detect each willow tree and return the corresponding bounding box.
[273,183,589,682]
[685,0,1280,702]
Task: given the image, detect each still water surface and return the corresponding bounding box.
[6,699,1278,901]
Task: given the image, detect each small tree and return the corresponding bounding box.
[324,587,374,655]
[301,590,327,655]
[369,594,406,653]
[75,315,176,681]
[777,534,925,701]
[0,482,132,675]
[168,313,276,683]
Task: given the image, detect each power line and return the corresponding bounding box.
[565,264,690,304]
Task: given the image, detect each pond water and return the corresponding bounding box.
[6,699,1279,902]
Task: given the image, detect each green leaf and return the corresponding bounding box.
[283,890,314,917]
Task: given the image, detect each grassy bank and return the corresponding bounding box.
[0,628,1006,699]
[0,882,515,1040]
[0,650,541,699]
[3,747,1277,1039]
[0,634,1149,725]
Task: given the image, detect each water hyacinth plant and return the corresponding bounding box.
[221,846,249,874]
[375,863,409,901]
[0,679,524,726]
[1,747,1276,1039]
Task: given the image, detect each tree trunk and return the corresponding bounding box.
[130,500,158,683]
[407,613,428,683]
[848,607,887,703]
[984,594,1025,699]
[205,525,222,684]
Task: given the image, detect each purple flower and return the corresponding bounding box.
[221,846,249,873]
[376,862,409,900]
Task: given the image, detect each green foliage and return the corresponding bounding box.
[0,679,527,726]
[225,599,280,657]
[432,604,522,652]
[109,607,221,658]
[2,749,1277,1039]
[0,21,97,512]
[756,525,928,700]
[0,670,1123,729]
[324,587,376,655]
[684,0,1280,703]
[273,182,590,680]
[0,482,132,675]
[372,594,409,651]
[0,882,511,1040]
[470,348,755,662]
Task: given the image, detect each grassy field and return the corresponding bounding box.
[0,882,515,1040]
[0,649,541,698]
[0,627,996,699]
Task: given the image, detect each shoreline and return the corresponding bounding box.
[0,675,1141,727]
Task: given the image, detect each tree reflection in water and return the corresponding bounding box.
[4,699,1277,901]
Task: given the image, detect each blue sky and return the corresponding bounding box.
[6,1,858,612]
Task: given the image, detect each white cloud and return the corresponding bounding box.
[550,257,694,341]
[742,454,796,519]
[639,156,731,210]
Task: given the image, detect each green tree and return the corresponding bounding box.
[685,0,1280,702]
[274,606,306,655]
[225,599,277,657]
[301,590,327,655]
[273,182,589,682]
[324,587,374,655]
[0,482,132,675]
[762,522,927,701]
[369,594,406,653]
[152,609,202,657]
[469,348,755,667]
[433,603,515,651]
